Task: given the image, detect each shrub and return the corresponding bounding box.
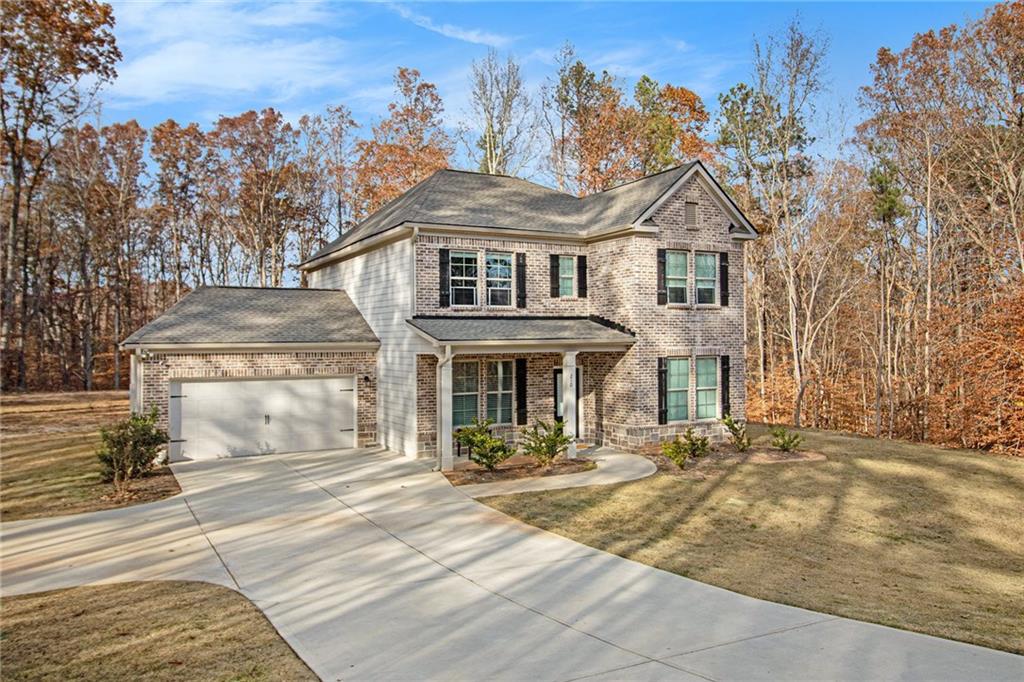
[661,438,689,469]
[97,409,169,496]
[721,414,752,452]
[770,426,803,452]
[519,420,571,467]
[454,417,513,471]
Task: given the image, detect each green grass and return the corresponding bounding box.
[484,425,1024,654]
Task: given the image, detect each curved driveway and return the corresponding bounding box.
[2,448,1021,681]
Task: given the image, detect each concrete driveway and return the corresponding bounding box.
[2,448,1021,681]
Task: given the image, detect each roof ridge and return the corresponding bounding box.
[438,167,575,198]
[584,162,692,197]
[198,285,343,292]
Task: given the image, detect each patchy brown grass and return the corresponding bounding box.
[0,392,180,521]
[0,581,316,681]
[484,425,1024,654]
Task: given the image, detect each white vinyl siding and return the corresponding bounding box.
[453,361,479,427]
[666,358,689,421]
[308,238,430,458]
[696,357,718,419]
[486,360,513,424]
[666,251,688,304]
[695,252,717,304]
[486,253,512,306]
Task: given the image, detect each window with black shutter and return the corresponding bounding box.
[721,355,731,417]
[656,249,667,305]
[438,248,450,307]
[657,357,668,424]
[577,255,587,298]
[720,252,729,307]
[515,252,527,308]
[549,254,559,297]
[515,358,527,424]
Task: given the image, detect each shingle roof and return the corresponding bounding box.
[407,316,636,345]
[305,163,699,265]
[122,287,378,346]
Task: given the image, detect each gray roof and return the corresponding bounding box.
[407,317,636,345]
[306,163,698,265]
[122,287,378,346]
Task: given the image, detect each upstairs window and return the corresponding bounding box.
[666,251,688,304]
[452,361,479,427]
[486,360,514,424]
[450,251,478,306]
[486,253,513,306]
[696,357,718,419]
[695,252,717,304]
[666,358,689,421]
[559,256,575,297]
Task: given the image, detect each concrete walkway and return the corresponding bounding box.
[458,447,657,498]
[2,448,1021,681]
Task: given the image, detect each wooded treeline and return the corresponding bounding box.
[3,0,1021,454]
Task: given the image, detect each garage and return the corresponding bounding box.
[171,376,357,461]
[122,286,380,461]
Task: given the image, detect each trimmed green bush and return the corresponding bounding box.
[97,409,169,496]
[770,426,803,452]
[454,417,513,471]
[721,414,752,452]
[519,420,571,467]
[661,437,690,469]
[662,427,709,469]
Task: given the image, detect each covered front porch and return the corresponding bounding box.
[408,317,635,470]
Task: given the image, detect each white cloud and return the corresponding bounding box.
[387,4,512,48]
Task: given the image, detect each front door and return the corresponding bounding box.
[553,367,581,434]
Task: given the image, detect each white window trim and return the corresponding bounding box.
[695,355,720,421]
[558,255,575,298]
[694,251,719,306]
[452,360,480,427]
[450,251,479,307]
[666,357,690,423]
[486,360,514,425]
[485,252,513,307]
[665,250,689,306]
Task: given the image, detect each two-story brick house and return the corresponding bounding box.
[124,161,757,468]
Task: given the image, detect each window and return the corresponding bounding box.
[486,253,512,306]
[685,201,698,228]
[559,256,575,297]
[695,252,717,304]
[696,357,718,419]
[452,361,479,427]
[666,251,688,304]
[666,358,689,421]
[486,360,513,424]
[450,252,478,306]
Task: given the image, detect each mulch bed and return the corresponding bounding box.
[643,444,826,480]
[445,457,596,486]
[99,466,181,505]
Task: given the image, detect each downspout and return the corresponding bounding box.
[410,226,419,319]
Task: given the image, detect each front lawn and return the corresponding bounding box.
[0,581,316,681]
[483,425,1024,654]
[0,391,179,521]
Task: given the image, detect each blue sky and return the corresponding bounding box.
[104,1,992,165]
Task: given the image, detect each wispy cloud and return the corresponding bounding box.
[388,3,512,48]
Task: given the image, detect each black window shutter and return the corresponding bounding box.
[657,357,667,424]
[721,355,731,417]
[550,254,559,297]
[515,252,527,308]
[515,359,528,425]
[439,248,450,308]
[720,252,729,307]
[656,248,667,305]
[577,255,588,298]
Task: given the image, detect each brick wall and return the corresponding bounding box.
[415,234,589,316]
[140,350,378,446]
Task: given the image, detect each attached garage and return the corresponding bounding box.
[122,287,379,462]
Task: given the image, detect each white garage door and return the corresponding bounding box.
[170,376,356,461]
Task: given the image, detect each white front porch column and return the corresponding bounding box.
[561,351,578,459]
[437,349,454,471]
[129,350,140,413]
